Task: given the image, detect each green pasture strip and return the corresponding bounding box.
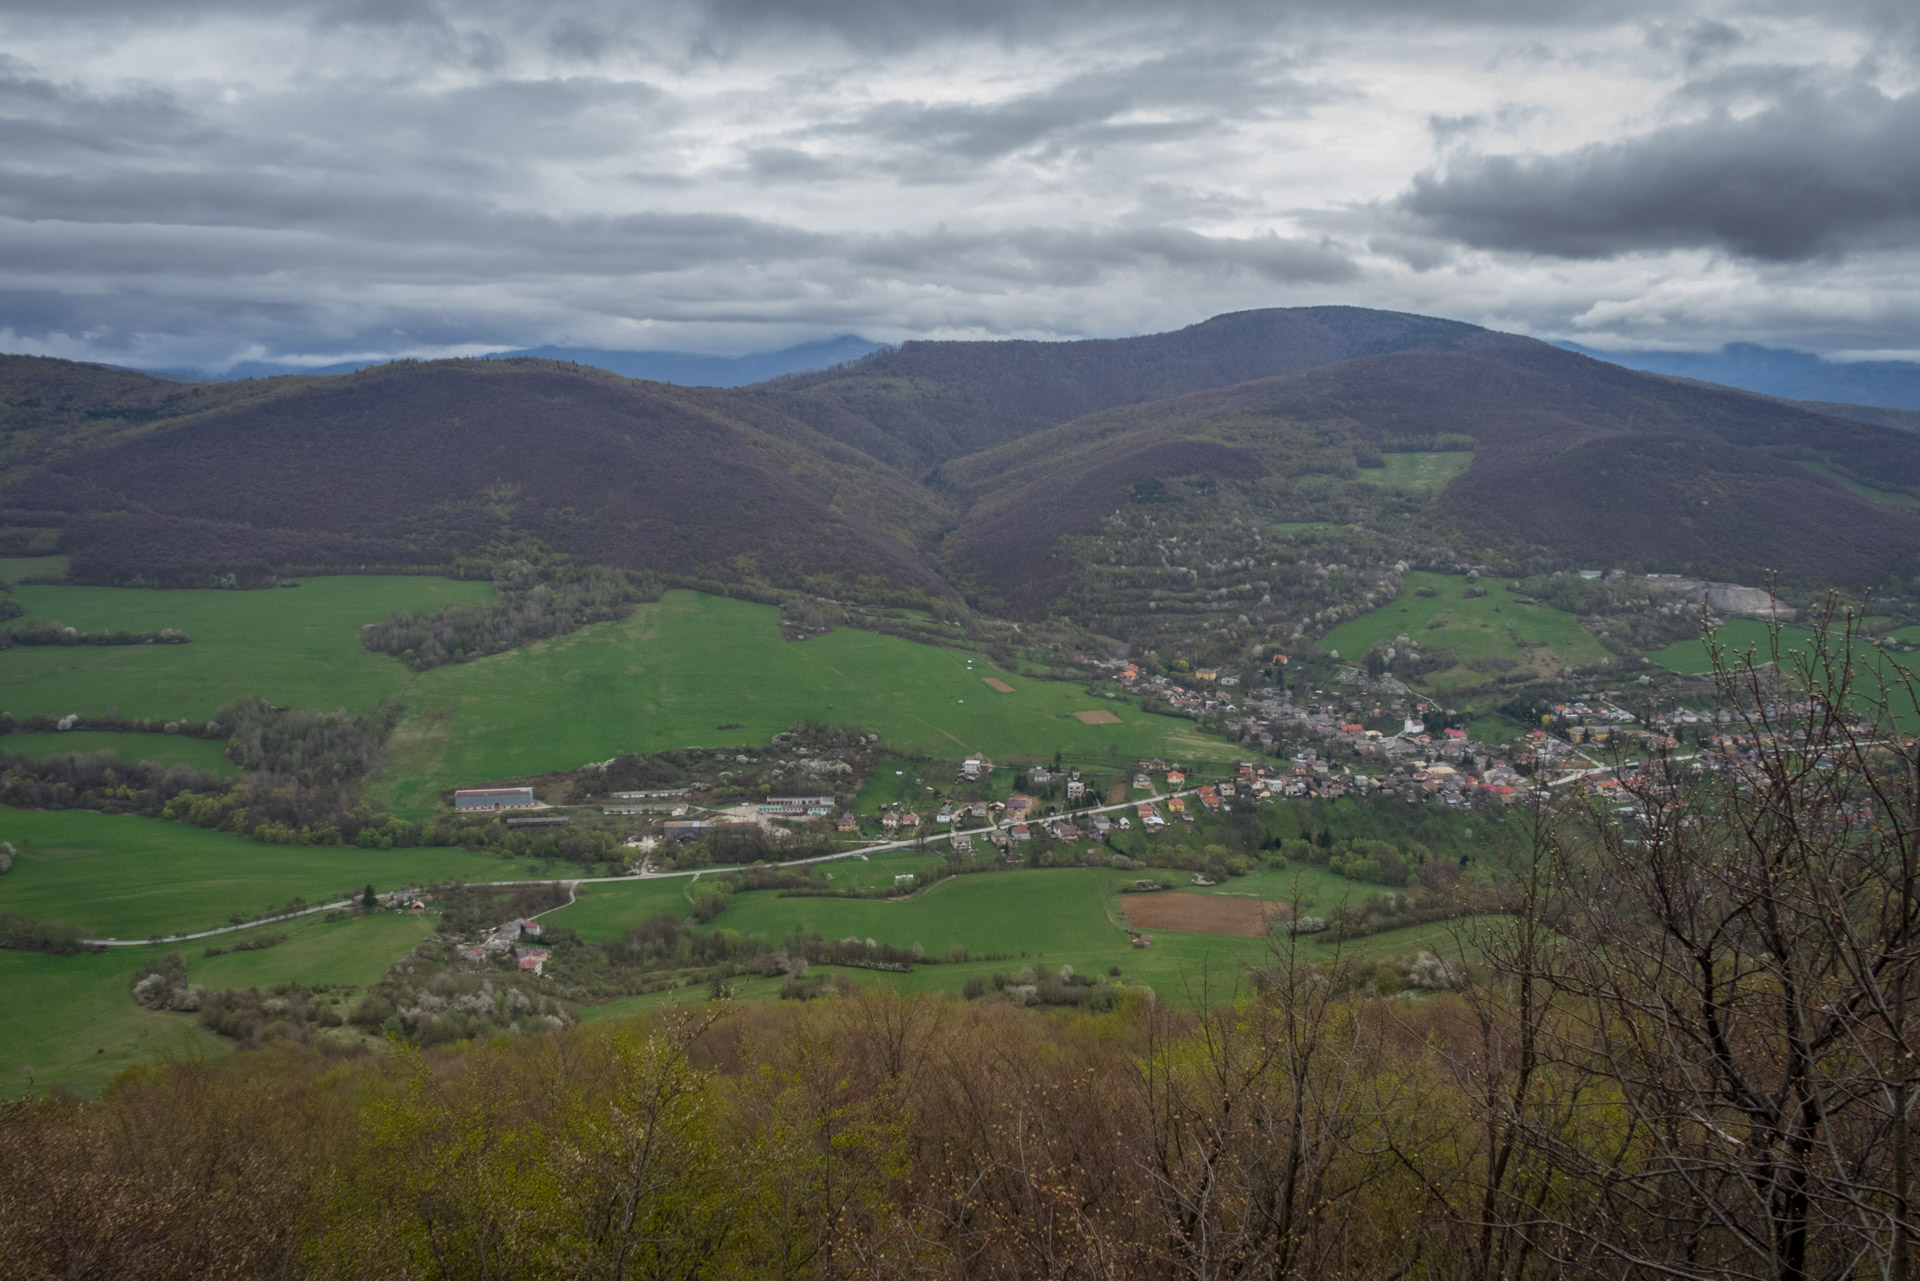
[0,911,431,1096]
[0,555,70,583]
[814,851,950,894]
[1315,917,1494,965]
[189,911,436,992]
[1374,452,1474,491]
[854,758,952,814]
[0,947,225,1096]
[0,807,508,939]
[1643,618,1816,675]
[540,877,699,939]
[1793,460,1920,508]
[0,730,239,778]
[1316,571,1608,672]
[0,575,492,721]
[376,591,1231,818]
[574,972,794,1020]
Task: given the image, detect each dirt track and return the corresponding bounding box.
[1121,892,1287,937]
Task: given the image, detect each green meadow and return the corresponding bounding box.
[0,911,438,1096]
[1,730,239,777]
[377,591,1228,816]
[0,948,225,1097]
[1643,618,1816,675]
[0,807,508,939]
[544,858,1446,1006]
[541,876,697,940]
[0,573,491,721]
[1375,451,1474,491]
[1317,572,1609,690]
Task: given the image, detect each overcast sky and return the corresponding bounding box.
[2,0,1918,371]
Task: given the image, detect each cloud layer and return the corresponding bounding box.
[0,0,1917,369]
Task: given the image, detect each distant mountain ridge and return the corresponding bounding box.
[142,335,887,387]
[1561,341,1920,412]
[5,306,1919,629]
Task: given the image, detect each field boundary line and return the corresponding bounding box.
[83,788,1204,946]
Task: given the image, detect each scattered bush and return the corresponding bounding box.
[0,912,95,954]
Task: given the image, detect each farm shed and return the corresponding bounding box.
[454,786,536,811]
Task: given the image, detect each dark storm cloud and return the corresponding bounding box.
[1400,87,1920,261]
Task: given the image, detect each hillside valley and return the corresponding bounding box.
[6,305,1920,656]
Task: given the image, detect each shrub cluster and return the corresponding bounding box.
[361,561,659,670]
[0,620,189,648]
[0,912,96,954]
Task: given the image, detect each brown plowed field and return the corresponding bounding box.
[981,677,1014,693]
[1121,892,1287,937]
[1074,709,1122,724]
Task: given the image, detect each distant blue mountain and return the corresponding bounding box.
[495,335,886,385]
[1560,341,1920,411]
[148,334,887,386]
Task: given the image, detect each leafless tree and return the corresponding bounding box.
[1495,596,1920,1281]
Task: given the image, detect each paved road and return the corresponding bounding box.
[83,787,1206,946]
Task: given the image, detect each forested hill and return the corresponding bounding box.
[1,358,953,596]
[930,340,1920,616]
[757,306,1497,474]
[4,306,1918,619]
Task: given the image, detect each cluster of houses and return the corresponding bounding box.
[1074,655,1250,717]
[1226,690,1588,806]
[457,918,551,975]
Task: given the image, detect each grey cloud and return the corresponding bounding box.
[1642,18,1744,68]
[0,57,212,159]
[850,225,1356,288]
[802,47,1323,181]
[1400,87,1920,261]
[687,0,1663,49]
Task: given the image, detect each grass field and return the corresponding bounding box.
[1375,452,1474,491]
[1464,716,1522,744]
[0,574,492,722]
[1317,572,1609,690]
[0,807,509,939]
[1793,460,1920,508]
[1,730,239,777]
[5,850,1479,1093]
[190,911,436,991]
[0,948,226,1096]
[542,876,699,940]
[545,857,1450,1007]
[377,591,1229,817]
[0,910,437,1096]
[1643,619,1815,675]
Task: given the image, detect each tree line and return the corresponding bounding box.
[359,560,660,670]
